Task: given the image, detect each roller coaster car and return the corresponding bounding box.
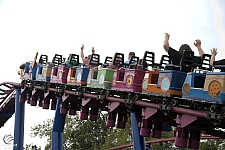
[156,50,195,97]
[142,51,171,94]
[20,52,38,80]
[111,53,125,90]
[182,54,213,101]
[102,56,113,68]
[36,54,49,81]
[65,54,90,86]
[87,54,114,89]
[112,54,145,93]
[183,62,225,104]
[50,54,66,84]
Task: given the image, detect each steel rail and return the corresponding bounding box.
[107,136,221,150]
[16,84,215,119]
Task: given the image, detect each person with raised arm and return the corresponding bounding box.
[80,44,95,66]
[163,33,205,65]
[209,47,225,70]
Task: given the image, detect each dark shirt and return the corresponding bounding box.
[213,59,225,72]
[168,47,202,66]
[213,59,225,65]
[168,47,181,65]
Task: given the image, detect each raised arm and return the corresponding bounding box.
[92,47,95,54]
[194,39,204,56]
[163,33,170,52]
[80,44,87,64]
[210,47,217,67]
[80,44,84,58]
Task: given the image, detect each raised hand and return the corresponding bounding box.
[164,33,170,39]
[194,39,201,47]
[210,47,218,56]
[81,44,84,51]
[92,47,95,53]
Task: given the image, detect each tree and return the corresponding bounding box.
[200,139,225,150]
[30,112,132,150]
[30,112,225,150]
[24,144,41,150]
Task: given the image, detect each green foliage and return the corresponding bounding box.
[24,144,41,150]
[30,118,53,150]
[100,117,132,150]
[30,112,225,150]
[200,139,225,150]
[146,131,176,150]
[30,112,132,150]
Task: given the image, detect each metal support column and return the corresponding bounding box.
[131,112,146,150]
[52,97,66,150]
[13,86,25,150]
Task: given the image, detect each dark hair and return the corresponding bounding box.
[179,44,192,53]
[129,52,135,57]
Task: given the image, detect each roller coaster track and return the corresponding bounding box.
[1,81,225,149]
[0,82,19,128]
[17,80,225,138]
[107,136,221,150]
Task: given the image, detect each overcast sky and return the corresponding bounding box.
[0,0,225,149]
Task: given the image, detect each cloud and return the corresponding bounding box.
[0,0,3,8]
[209,0,225,59]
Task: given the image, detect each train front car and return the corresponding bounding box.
[181,54,212,104]
[142,51,171,95]
[181,59,225,126]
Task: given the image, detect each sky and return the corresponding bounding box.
[0,0,225,149]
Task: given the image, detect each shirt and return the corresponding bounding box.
[213,59,225,72]
[168,47,202,66]
[65,59,79,68]
[124,60,137,68]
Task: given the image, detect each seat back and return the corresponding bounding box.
[52,54,63,67]
[112,53,124,67]
[102,56,112,67]
[142,51,155,70]
[179,50,195,72]
[198,54,212,72]
[89,54,100,66]
[128,55,139,69]
[68,54,79,67]
[39,55,48,66]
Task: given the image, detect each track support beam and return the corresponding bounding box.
[13,86,25,150]
[52,97,66,150]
